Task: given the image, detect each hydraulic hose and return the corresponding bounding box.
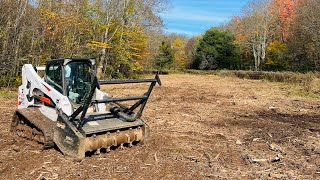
[110,106,141,122]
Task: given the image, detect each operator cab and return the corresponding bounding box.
[44,58,95,104]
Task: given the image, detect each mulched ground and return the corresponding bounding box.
[0,74,319,179]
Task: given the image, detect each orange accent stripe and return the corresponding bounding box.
[39,96,51,105]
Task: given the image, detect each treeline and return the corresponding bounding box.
[156,0,320,73]
[0,0,168,87]
[2,0,320,88]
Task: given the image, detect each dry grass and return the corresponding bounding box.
[178,70,320,97]
[218,71,320,96]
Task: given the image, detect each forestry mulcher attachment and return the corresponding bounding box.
[11,58,161,159]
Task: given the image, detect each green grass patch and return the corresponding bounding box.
[0,89,16,98]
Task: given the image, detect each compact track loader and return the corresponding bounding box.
[11,58,161,159]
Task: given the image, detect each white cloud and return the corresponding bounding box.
[164,28,199,36]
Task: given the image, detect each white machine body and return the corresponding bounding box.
[17,64,107,121]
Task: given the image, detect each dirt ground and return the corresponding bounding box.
[0,74,320,179]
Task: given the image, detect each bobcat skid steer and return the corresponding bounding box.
[11,58,161,159]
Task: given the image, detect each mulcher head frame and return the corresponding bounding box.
[72,74,162,129]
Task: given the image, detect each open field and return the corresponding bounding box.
[0,74,320,179]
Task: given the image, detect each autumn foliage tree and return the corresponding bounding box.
[172,37,187,70]
[0,0,168,87]
[270,0,296,42]
[221,0,320,72]
[287,0,320,71]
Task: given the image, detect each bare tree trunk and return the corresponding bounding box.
[8,0,29,86]
[253,44,258,71]
[98,0,112,79]
[98,27,109,79]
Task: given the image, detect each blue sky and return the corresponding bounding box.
[160,0,250,37]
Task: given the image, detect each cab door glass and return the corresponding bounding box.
[46,64,63,93]
[65,62,91,104]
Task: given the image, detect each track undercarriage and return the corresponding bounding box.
[11,108,55,149]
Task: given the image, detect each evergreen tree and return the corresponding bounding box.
[193,28,240,70]
[154,41,174,71]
